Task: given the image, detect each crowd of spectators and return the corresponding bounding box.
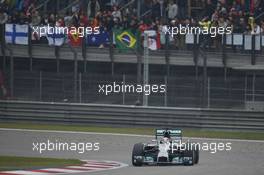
[0,0,264,49]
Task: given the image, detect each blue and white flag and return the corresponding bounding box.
[46,33,65,46]
[46,27,65,46]
[5,24,29,45]
[87,30,109,46]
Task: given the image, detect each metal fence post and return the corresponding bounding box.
[164,76,167,107]
[207,77,210,108]
[39,71,42,101]
[5,45,14,97]
[55,46,60,73]
[252,73,256,102]
[165,33,170,77]
[55,0,59,15]
[222,34,228,81]
[199,48,208,108]
[1,24,6,72]
[79,72,82,103]
[244,74,247,104]
[82,37,87,73]
[251,35,256,65]
[28,25,33,72]
[67,44,78,102]
[122,74,125,105]
[137,0,141,19]
[193,34,198,79]
[143,33,149,106]
[136,30,142,105]
[73,49,78,102]
[109,31,114,75]
[44,0,48,13]
[222,34,227,65]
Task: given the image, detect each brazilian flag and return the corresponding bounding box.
[114,29,137,51]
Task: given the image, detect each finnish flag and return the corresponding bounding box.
[5,24,29,45]
[46,27,65,46]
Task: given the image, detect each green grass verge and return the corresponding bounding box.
[0,122,264,140]
[0,156,83,171]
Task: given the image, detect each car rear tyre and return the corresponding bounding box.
[188,142,199,164]
[183,149,194,166]
[132,143,144,166]
[194,149,199,164]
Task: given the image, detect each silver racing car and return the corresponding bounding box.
[132,128,199,166]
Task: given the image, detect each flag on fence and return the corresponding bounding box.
[87,30,110,46]
[69,32,82,47]
[114,29,137,51]
[46,26,65,46]
[5,24,28,45]
[46,33,65,46]
[144,30,161,50]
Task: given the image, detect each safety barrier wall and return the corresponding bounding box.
[0,100,263,131]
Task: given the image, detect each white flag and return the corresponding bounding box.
[148,38,157,50]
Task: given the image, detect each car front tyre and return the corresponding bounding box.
[132,143,144,166]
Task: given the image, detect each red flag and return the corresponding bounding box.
[68,31,82,47]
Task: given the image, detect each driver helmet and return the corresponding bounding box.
[163,131,171,138]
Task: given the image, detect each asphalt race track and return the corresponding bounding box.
[0,128,263,175]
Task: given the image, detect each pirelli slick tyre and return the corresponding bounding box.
[194,149,199,164]
[183,149,194,166]
[187,142,199,165]
[132,143,144,166]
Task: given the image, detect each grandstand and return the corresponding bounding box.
[0,0,264,110]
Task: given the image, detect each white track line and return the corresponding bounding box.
[0,128,264,143]
[66,166,103,170]
[40,168,85,173]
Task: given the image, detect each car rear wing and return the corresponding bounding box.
[156,129,182,140]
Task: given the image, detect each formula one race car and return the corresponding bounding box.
[132,129,199,166]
